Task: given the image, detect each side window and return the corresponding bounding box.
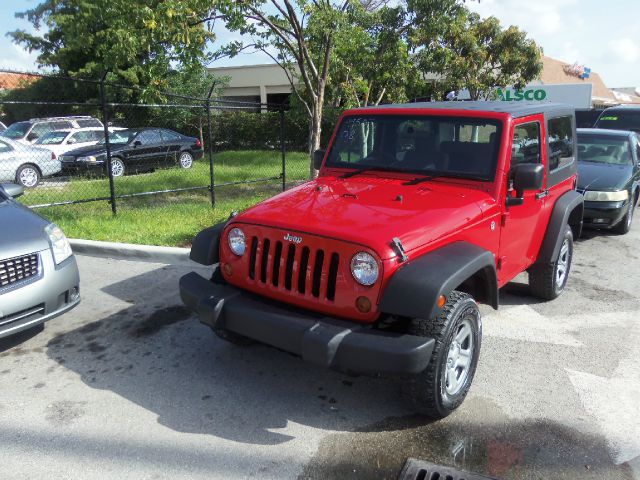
[71,131,96,143]
[161,130,182,142]
[92,130,105,142]
[136,130,163,145]
[511,122,540,167]
[548,116,574,170]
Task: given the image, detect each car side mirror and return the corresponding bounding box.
[313,149,325,170]
[506,163,544,207]
[27,133,38,142]
[133,140,142,147]
[1,183,24,198]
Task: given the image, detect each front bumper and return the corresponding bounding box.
[61,161,104,176]
[582,200,628,228]
[180,270,434,374]
[0,251,80,339]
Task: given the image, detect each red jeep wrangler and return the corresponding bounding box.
[180,102,584,419]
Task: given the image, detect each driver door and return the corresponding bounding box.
[498,117,548,284]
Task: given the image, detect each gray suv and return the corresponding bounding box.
[0,183,80,339]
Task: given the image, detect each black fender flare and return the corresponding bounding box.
[190,222,227,265]
[379,241,498,320]
[534,190,584,266]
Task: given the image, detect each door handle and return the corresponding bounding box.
[535,189,549,200]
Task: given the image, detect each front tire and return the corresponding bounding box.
[16,164,41,188]
[110,158,125,177]
[613,200,634,235]
[403,291,481,419]
[529,224,573,300]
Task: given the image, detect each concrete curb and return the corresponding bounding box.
[70,239,193,266]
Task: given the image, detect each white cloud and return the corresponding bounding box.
[608,38,640,64]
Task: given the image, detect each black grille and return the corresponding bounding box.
[0,253,39,288]
[249,237,340,300]
[399,459,497,480]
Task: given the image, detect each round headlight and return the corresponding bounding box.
[227,227,246,256]
[350,252,379,286]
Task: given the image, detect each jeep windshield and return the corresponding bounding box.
[325,115,502,181]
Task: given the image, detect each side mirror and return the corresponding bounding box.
[67,138,77,145]
[27,133,38,142]
[133,140,142,147]
[506,163,544,207]
[313,149,325,170]
[1,183,24,198]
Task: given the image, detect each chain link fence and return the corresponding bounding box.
[0,70,314,220]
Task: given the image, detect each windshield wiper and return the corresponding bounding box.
[340,166,396,179]
[403,173,444,185]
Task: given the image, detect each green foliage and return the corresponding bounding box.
[414,9,543,100]
[8,0,215,91]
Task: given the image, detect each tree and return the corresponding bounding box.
[213,0,353,177]
[414,9,543,100]
[329,5,416,108]
[8,0,215,91]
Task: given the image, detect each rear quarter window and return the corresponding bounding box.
[548,116,575,171]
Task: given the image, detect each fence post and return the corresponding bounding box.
[206,83,216,208]
[280,107,286,192]
[99,72,117,215]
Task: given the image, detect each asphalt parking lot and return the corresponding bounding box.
[1,226,639,480]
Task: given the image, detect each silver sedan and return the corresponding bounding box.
[0,183,80,339]
[0,138,61,188]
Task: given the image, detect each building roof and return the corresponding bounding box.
[0,72,37,90]
[355,101,573,118]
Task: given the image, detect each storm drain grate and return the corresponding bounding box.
[398,458,499,480]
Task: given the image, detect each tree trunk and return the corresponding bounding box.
[198,116,204,149]
[309,103,323,178]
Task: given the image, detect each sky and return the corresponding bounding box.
[1,0,639,87]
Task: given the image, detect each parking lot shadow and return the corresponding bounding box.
[45,266,417,445]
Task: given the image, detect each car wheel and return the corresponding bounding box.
[179,151,194,169]
[110,158,125,177]
[403,291,481,419]
[15,164,41,188]
[529,224,573,300]
[613,200,634,235]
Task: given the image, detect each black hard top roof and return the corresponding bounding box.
[577,128,635,138]
[356,101,573,118]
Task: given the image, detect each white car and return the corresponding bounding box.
[0,138,60,188]
[1,116,103,144]
[34,128,105,157]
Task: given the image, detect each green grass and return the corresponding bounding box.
[21,150,309,206]
[23,150,310,247]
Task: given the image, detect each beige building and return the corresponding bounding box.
[208,64,294,110]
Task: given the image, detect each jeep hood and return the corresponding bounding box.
[236,176,493,259]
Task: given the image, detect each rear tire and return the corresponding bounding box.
[15,164,41,188]
[613,200,634,235]
[529,224,573,300]
[403,291,481,419]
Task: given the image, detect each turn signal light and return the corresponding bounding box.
[223,263,233,276]
[355,296,371,313]
[437,295,446,309]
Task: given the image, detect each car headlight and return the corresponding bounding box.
[77,155,97,163]
[227,227,246,256]
[45,224,73,265]
[583,190,628,202]
[350,252,379,286]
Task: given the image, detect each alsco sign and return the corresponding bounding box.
[496,88,547,102]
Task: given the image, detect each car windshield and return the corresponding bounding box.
[1,121,31,139]
[35,131,69,145]
[595,111,640,133]
[577,133,632,165]
[325,115,502,181]
[99,130,137,145]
